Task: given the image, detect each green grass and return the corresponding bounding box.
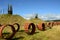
[0,14,60,40]
[30,18,44,25]
[1,25,60,40]
[0,14,26,26]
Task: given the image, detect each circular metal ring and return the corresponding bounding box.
[12,23,20,32]
[24,23,36,35]
[37,23,45,31]
[0,24,16,39]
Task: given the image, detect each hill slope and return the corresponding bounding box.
[0,14,60,40]
[0,14,26,26]
[30,18,44,25]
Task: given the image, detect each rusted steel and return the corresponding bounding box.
[24,22,30,32]
[0,24,15,39]
[47,22,52,29]
[37,23,45,31]
[28,23,36,35]
[37,23,43,30]
[12,23,20,32]
[24,23,36,35]
[42,23,45,31]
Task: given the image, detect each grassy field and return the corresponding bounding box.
[0,14,60,40]
[1,25,60,40]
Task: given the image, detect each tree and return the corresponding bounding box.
[35,14,38,19]
[8,4,13,15]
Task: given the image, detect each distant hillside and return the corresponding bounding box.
[0,14,45,26]
[52,20,60,22]
[46,20,60,22]
[30,18,44,25]
[0,14,26,26]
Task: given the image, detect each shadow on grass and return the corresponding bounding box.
[18,30,25,32]
[34,32,39,34]
[12,36,24,40]
[27,32,39,35]
[6,36,24,40]
[3,32,10,35]
[3,32,24,40]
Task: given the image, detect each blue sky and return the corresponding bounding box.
[0,0,60,20]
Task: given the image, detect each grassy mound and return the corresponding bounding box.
[0,14,60,40]
[30,18,44,25]
[0,14,26,26]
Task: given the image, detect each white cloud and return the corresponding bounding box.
[22,13,60,20]
[40,14,60,20]
[22,13,35,20]
[24,17,30,20]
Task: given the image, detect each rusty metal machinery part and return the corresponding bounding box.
[12,23,20,32]
[42,23,45,31]
[28,23,36,34]
[0,24,1,26]
[24,22,30,32]
[0,24,16,39]
[51,22,54,27]
[51,22,54,26]
[37,23,42,30]
[24,23,36,35]
[48,22,52,29]
[37,23,45,31]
